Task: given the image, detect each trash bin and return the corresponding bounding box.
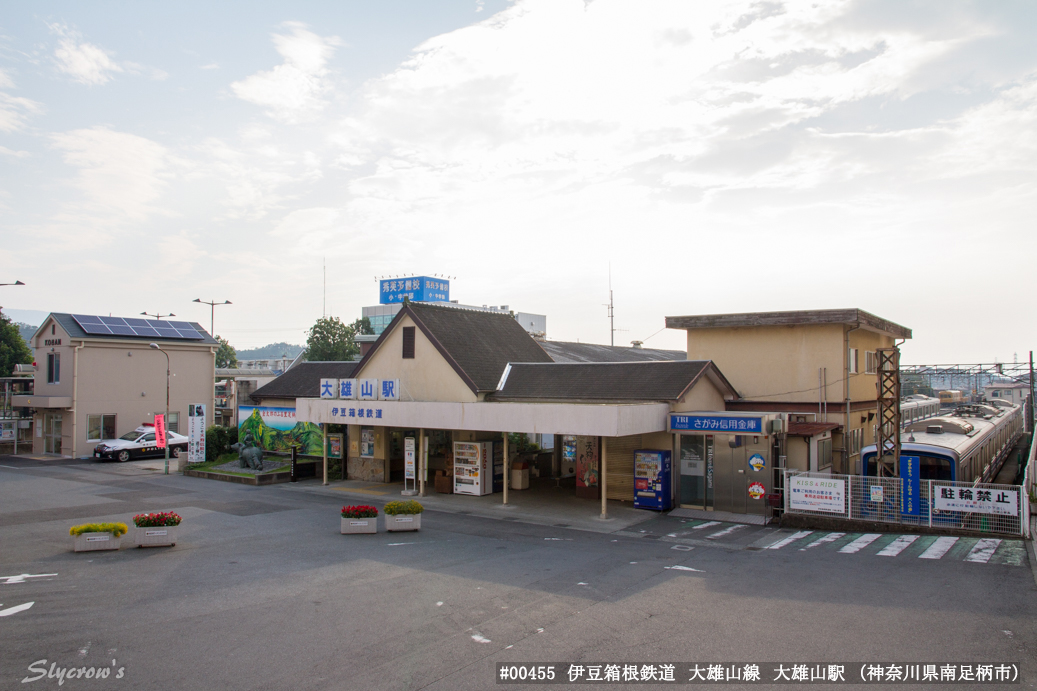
[511,461,529,490]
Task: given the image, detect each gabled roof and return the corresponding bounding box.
[356,302,553,394]
[250,361,360,401]
[489,360,737,403]
[40,313,219,346]
[787,421,841,437]
[665,308,911,340]
[541,341,685,363]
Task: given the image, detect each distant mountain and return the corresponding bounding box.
[16,323,36,348]
[236,342,305,360]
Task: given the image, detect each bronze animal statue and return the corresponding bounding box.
[231,441,264,471]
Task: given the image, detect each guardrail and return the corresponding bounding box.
[783,470,1026,537]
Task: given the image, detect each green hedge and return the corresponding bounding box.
[205,425,240,462]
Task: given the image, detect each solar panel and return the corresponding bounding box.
[71,314,208,341]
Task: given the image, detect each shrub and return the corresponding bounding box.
[383,500,423,515]
[69,522,128,537]
[341,505,378,519]
[133,512,182,528]
[205,425,230,462]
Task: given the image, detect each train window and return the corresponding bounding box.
[919,456,951,481]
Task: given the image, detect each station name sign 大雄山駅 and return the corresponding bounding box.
[670,414,763,433]
[380,276,450,304]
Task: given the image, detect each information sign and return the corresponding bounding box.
[900,455,921,516]
[188,404,206,463]
[934,486,1018,516]
[405,437,415,480]
[788,476,845,514]
[670,414,762,434]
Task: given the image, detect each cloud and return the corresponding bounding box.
[49,24,124,85]
[49,127,171,223]
[231,22,342,122]
[0,68,43,132]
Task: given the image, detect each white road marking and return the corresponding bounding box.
[919,536,959,560]
[706,525,746,540]
[838,534,882,554]
[766,531,813,550]
[387,543,415,546]
[0,573,57,585]
[876,535,919,557]
[577,582,588,585]
[0,465,19,469]
[471,633,491,643]
[436,602,443,607]
[965,538,1001,563]
[670,545,693,551]
[692,521,722,530]
[665,565,704,572]
[0,602,34,617]
[799,533,845,551]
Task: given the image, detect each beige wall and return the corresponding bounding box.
[685,324,845,402]
[671,377,728,412]
[358,314,478,402]
[31,320,215,458]
[786,437,809,472]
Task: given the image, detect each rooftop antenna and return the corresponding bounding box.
[603,263,615,346]
[323,257,326,318]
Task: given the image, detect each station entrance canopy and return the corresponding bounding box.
[295,398,671,438]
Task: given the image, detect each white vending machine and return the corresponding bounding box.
[453,441,492,495]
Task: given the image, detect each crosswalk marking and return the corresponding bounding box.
[706,525,747,540]
[876,535,918,557]
[766,530,813,550]
[800,532,845,551]
[692,521,722,530]
[919,536,959,559]
[964,538,1001,563]
[838,533,882,553]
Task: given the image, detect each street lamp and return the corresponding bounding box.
[149,343,170,475]
[141,311,175,320]
[0,280,24,313]
[193,299,232,336]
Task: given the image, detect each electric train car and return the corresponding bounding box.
[900,395,940,427]
[938,390,964,407]
[862,401,1023,483]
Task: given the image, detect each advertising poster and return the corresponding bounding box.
[900,455,921,516]
[327,433,343,460]
[238,406,323,456]
[575,436,599,500]
[360,427,375,458]
[561,436,577,477]
[188,404,206,463]
[404,437,415,480]
[788,476,846,514]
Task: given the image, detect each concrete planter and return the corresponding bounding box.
[135,525,178,547]
[73,532,121,552]
[385,514,421,532]
[341,517,378,534]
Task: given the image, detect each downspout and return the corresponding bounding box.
[844,322,860,474]
[71,341,84,459]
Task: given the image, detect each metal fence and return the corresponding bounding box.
[783,470,1026,537]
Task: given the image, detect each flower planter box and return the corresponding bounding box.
[341,517,377,534]
[385,514,421,532]
[73,532,121,552]
[135,525,178,547]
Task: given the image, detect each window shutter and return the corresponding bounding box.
[402,326,415,359]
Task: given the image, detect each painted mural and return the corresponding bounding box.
[238,406,324,456]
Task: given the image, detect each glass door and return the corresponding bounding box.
[45,414,62,454]
[679,434,707,507]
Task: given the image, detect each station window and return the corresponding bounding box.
[848,348,858,374]
[402,326,415,359]
[818,438,832,470]
[47,353,60,384]
[864,351,877,374]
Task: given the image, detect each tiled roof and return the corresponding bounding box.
[358,303,553,393]
[47,313,219,346]
[250,361,360,401]
[541,341,685,363]
[490,360,733,402]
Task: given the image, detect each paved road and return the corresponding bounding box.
[1,457,1035,690]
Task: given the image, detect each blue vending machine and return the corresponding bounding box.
[633,449,672,511]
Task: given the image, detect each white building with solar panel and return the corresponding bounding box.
[12,313,218,459]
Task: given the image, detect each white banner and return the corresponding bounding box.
[788,476,845,514]
[934,486,1018,516]
[188,404,206,464]
[404,437,415,480]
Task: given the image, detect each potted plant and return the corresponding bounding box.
[133,512,182,547]
[340,505,378,534]
[70,522,128,552]
[384,500,423,532]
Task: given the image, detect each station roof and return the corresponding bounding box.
[541,341,685,363]
[357,302,552,393]
[490,360,737,403]
[665,308,911,340]
[250,361,359,401]
[787,421,841,437]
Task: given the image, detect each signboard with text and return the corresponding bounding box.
[934,486,1018,516]
[671,414,763,434]
[900,455,921,516]
[380,276,450,304]
[188,404,206,463]
[788,476,845,514]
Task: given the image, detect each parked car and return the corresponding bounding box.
[93,424,188,462]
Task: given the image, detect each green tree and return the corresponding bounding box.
[215,335,238,369]
[305,316,373,361]
[0,312,33,377]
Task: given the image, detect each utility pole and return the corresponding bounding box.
[603,265,615,347]
[1028,350,1035,435]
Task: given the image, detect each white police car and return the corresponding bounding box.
[93,424,189,462]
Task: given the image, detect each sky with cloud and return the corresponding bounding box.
[1,0,1035,363]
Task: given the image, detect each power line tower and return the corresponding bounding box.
[875,347,901,477]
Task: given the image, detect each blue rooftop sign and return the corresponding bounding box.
[380,276,450,304]
[670,414,763,434]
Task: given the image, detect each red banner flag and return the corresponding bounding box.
[154,414,166,448]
